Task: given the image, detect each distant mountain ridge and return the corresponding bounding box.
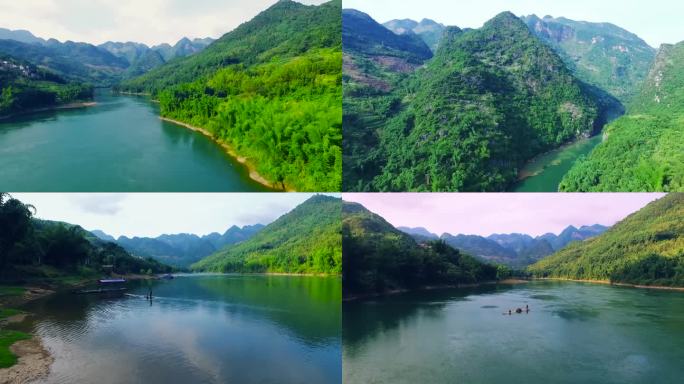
[398,224,609,267]
[383,18,446,52]
[0,27,214,84]
[91,224,264,268]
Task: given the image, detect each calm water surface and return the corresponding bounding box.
[0,91,270,191]
[20,275,340,384]
[343,281,684,384]
[514,135,602,192]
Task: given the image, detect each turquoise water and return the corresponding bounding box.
[344,281,684,384]
[514,135,603,192]
[20,275,340,383]
[0,91,270,191]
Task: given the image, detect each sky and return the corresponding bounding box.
[343,193,666,237]
[0,0,328,46]
[343,0,684,47]
[11,193,339,238]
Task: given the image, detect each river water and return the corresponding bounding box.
[20,275,340,384]
[0,91,270,191]
[343,281,684,384]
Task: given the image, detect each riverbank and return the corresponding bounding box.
[0,101,97,121]
[536,277,684,292]
[0,290,53,384]
[160,117,293,192]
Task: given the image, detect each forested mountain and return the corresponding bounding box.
[560,42,684,192]
[191,195,341,274]
[383,18,446,52]
[529,194,684,287]
[110,224,264,267]
[0,28,213,85]
[0,194,172,281]
[0,54,93,116]
[0,38,128,84]
[343,202,498,297]
[343,10,623,192]
[522,15,656,102]
[118,0,342,191]
[399,224,608,268]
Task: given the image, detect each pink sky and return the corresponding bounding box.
[343,193,666,237]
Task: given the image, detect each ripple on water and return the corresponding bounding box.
[481,305,498,309]
[529,294,559,301]
[551,307,600,321]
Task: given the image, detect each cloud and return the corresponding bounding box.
[68,193,127,215]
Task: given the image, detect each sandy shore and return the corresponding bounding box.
[160,117,293,191]
[537,277,684,292]
[0,101,97,121]
[0,337,53,384]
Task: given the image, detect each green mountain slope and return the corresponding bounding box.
[522,15,656,102]
[560,42,684,192]
[342,201,497,297]
[342,9,436,190]
[347,11,621,191]
[528,194,684,286]
[0,54,93,117]
[191,195,341,274]
[118,0,342,191]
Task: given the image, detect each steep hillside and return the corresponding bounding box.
[560,42,684,192]
[119,0,341,93]
[383,18,446,52]
[343,201,497,297]
[118,0,342,192]
[191,195,341,274]
[344,11,622,191]
[342,9,435,190]
[522,15,656,102]
[529,194,684,286]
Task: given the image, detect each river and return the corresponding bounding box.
[513,135,602,192]
[343,281,684,384]
[19,274,340,384]
[0,91,271,191]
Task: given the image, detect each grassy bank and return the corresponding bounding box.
[0,330,30,368]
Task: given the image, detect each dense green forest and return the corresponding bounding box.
[528,194,684,286]
[191,195,342,274]
[343,10,622,191]
[0,54,93,116]
[0,193,172,282]
[117,0,342,191]
[560,42,684,192]
[342,201,499,297]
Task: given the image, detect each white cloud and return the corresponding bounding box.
[0,0,329,46]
